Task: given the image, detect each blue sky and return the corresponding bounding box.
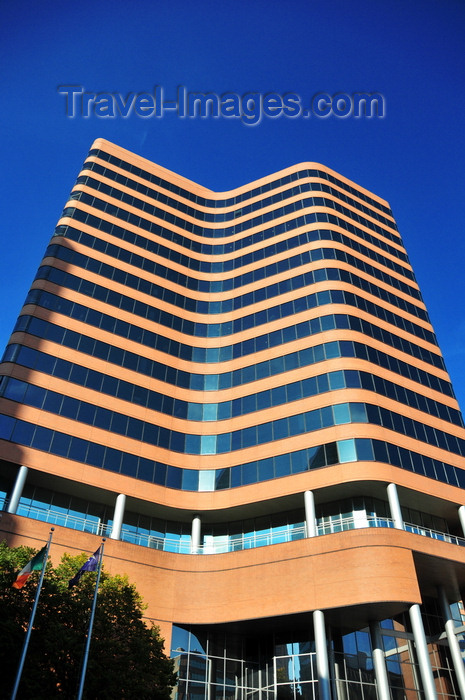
[1,0,465,408]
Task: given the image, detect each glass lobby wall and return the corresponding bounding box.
[171,607,463,699]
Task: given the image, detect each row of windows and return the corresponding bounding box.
[367,401,465,456]
[1,372,463,458]
[46,239,427,322]
[354,372,460,424]
[56,218,416,287]
[67,192,408,267]
[34,265,435,345]
[0,395,463,491]
[19,293,444,370]
[3,338,460,433]
[88,149,394,217]
[344,341,449,395]
[73,176,398,244]
[84,160,396,228]
[57,224,422,301]
[5,323,451,402]
[2,342,459,427]
[0,409,342,486]
[0,378,363,453]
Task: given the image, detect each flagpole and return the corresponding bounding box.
[10,527,54,700]
[77,538,105,700]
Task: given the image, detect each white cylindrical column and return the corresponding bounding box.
[458,505,465,538]
[387,483,404,530]
[304,490,317,538]
[313,610,331,700]
[191,515,201,554]
[409,604,438,700]
[438,587,465,699]
[110,493,126,540]
[7,465,29,514]
[369,622,390,700]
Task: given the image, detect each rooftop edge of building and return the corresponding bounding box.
[90,137,392,209]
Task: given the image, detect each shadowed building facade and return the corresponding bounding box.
[1,139,465,699]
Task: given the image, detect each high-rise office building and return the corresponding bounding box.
[1,139,465,699]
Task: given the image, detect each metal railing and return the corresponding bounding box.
[12,502,111,537]
[403,520,465,546]
[4,499,465,554]
[115,524,308,553]
[201,525,308,554]
[317,513,396,535]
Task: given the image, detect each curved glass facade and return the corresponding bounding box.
[2,141,465,700]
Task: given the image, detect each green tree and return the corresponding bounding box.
[0,541,176,699]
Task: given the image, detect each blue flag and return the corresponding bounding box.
[68,547,101,588]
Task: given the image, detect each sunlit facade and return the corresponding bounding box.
[1,139,465,699]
